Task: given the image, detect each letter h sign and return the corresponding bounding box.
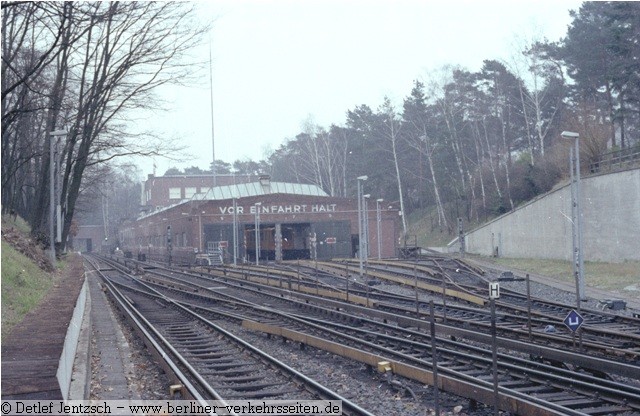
[489,282,500,299]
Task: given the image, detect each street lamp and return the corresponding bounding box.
[254,202,261,265]
[49,129,67,266]
[363,194,370,264]
[356,175,368,276]
[232,198,238,266]
[198,210,205,253]
[562,130,586,305]
[376,198,384,260]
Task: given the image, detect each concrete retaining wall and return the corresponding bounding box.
[463,168,640,262]
[57,277,88,399]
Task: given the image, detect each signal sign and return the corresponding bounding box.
[489,282,500,299]
[563,309,584,332]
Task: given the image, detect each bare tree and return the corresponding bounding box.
[378,97,407,237]
[507,37,566,163]
[293,117,350,197]
[2,2,208,254]
[299,116,325,190]
[402,81,449,231]
[2,2,71,217]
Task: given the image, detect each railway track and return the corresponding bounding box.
[93,254,640,415]
[107,253,640,376]
[309,258,640,361]
[84,255,374,416]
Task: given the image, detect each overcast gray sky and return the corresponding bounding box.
[141,0,584,176]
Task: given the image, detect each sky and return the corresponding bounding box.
[140,0,584,177]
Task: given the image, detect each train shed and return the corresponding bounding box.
[119,176,400,264]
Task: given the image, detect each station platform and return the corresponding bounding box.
[1,254,137,400]
[1,255,85,399]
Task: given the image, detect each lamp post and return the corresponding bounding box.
[167,225,172,266]
[363,194,370,264]
[232,198,238,266]
[254,202,261,265]
[376,198,384,259]
[49,129,67,266]
[198,210,204,253]
[562,130,586,304]
[356,175,368,276]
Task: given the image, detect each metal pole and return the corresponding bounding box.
[47,129,66,263]
[315,254,319,295]
[49,133,55,265]
[376,199,382,260]
[414,262,419,314]
[254,203,261,266]
[55,137,62,243]
[364,195,370,263]
[569,147,582,311]
[198,211,203,253]
[429,301,440,416]
[232,198,238,266]
[457,217,464,257]
[526,274,532,340]
[345,262,350,302]
[365,261,370,308]
[491,298,499,415]
[167,225,172,266]
[209,44,216,188]
[357,179,364,276]
[575,137,586,301]
[441,272,447,324]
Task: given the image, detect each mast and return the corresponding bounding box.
[209,41,216,188]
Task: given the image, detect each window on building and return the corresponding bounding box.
[185,187,197,199]
[169,187,181,199]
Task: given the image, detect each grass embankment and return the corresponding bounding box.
[406,208,494,249]
[1,216,54,342]
[406,209,457,248]
[481,256,640,294]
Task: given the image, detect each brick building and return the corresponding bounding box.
[121,176,400,263]
[72,225,107,253]
[142,173,258,211]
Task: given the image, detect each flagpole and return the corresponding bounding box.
[209,40,216,188]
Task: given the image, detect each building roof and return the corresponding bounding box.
[196,181,328,200]
[138,180,329,219]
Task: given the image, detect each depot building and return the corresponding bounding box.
[118,175,401,263]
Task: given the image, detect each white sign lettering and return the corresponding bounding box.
[220,204,338,215]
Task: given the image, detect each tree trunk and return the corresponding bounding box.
[423,134,448,231]
[30,4,72,237]
[482,119,502,200]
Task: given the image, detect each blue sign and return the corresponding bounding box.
[563,310,585,332]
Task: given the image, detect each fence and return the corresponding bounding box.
[589,146,640,174]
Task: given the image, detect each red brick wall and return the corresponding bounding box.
[121,194,401,258]
[143,174,258,209]
[73,225,107,252]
